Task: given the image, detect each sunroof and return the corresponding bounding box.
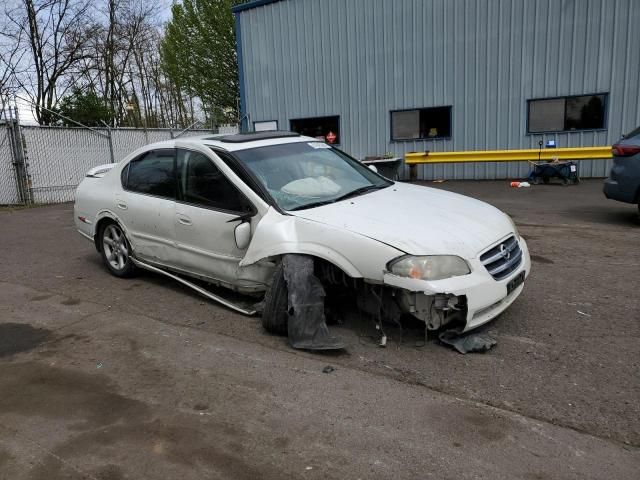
[211,131,301,143]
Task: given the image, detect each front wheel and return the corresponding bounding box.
[99,222,137,278]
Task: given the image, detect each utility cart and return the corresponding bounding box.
[528,160,580,185]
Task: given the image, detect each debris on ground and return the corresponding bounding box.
[282,255,345,350]
[438,330,497,354]
[322,365,335,374]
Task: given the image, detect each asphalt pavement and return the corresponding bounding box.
[0,179,638,479]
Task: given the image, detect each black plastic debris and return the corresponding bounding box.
[438,330,497,354]
[322,365,335,374]
[282,254,345,350]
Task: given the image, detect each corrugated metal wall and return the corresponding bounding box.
[238,0,640,179]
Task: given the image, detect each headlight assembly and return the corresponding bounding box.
[387,255,470,281]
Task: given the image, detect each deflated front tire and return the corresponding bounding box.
[261,262,289,335]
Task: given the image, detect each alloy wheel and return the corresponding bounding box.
[102,224,129,271]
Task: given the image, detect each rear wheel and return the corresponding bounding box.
[99,222,136,278]
[261,262,289,335]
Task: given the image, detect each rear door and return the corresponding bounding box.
[173,148,255,283]
[117,149,178,265]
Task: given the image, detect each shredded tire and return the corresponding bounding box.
[261,262,289,335]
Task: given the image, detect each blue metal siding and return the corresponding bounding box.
[237,0,640,179]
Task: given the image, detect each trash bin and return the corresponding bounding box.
[361,157,405,180]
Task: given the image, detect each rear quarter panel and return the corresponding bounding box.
[74,172,120,239]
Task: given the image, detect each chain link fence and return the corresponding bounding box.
[0,121,238,205]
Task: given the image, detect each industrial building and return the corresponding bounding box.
[232,0,640,179]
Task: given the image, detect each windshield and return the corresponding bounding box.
[231,142,392,211]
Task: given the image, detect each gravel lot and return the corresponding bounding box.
[1,179,638,479]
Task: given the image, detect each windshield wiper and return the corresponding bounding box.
[333,184,389,202]
[288,184,389,211]
[288,199,338,211]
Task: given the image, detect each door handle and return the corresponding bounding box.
[117,202,127,210]
[178,216,192,226]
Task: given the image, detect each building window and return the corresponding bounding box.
[527,94,607,133]
[390,106,452,141]
[254,120,278,132]
[290,115,340,145]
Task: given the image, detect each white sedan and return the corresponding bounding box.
[74,132,530,348]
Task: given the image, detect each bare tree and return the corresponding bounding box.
[0,26,27,98]
[0,0,202,128]
[2,0,93,124]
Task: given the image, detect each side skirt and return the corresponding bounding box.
[130,257,257,316]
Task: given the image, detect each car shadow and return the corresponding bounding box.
[562,205,639,227]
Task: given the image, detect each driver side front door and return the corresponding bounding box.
[173,148,255,284]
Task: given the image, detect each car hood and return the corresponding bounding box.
[288,182,514,259]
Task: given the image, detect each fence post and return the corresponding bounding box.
[106,126,115,164]
[7,104,33,205]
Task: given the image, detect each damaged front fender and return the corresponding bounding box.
[239,208,404,280]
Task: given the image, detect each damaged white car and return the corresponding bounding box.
[74,131,530,349]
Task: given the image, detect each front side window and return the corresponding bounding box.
[233,142,391,211]
[125,149,176,198]
[528,94,607,133]
[176,149,252,213]
[290,115,340,145]
[391,106,452,141]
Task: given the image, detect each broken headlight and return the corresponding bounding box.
[388,255,470,281]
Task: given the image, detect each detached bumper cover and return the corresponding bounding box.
[383,237,531,331]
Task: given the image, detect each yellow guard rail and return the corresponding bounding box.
[405,146,612,164]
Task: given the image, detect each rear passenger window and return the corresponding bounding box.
[177,149,252,213]
[126,150,176,198]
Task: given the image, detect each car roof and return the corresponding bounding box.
[150,131,322,152]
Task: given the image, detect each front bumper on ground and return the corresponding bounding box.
[383,237,531,332]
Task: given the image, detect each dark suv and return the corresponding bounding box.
[604,127,640,214]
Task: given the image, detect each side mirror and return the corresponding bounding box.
[234,221,252,250]
[368,165,378,173]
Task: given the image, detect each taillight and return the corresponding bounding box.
[612,144,640,157]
